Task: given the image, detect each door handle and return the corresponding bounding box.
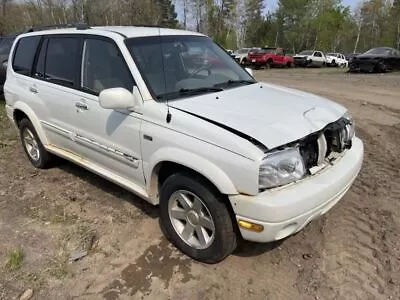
[75,102,88,110]
[29,86,38,94]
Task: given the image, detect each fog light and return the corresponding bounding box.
[238,220,264,232]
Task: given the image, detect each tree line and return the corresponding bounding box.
[1,0,399,54]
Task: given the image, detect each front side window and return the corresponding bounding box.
[45,37,80,86]
[125,35,255,101]
[314,52,322,57]
[12,36,41,76]
[81,38,133,95]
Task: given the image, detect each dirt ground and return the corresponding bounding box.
[1,68,399,300]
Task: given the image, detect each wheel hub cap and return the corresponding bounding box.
[187,210,199,226]
[168,190,216,249]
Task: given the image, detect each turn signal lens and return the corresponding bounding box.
[238,220,264,232]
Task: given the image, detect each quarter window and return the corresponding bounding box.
[45,37,79,87]
[12,36,41,76]
[81,38,133,95]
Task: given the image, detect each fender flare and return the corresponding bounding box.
[146,147,238,202]
[12,101,49,145]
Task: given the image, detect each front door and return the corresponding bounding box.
[72,37,145,187]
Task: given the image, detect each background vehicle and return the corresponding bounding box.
[326,53,348,67]
[0,34,17,93]
[345,52,360,61]
[349,47,400,73]
[293,50,327,67]
[231,48,259,65]
[248,47,294,69]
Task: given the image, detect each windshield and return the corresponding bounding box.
[299,51,313,55]
[0,37,15,55]
[126,35,256,101]
[364,48,391,55]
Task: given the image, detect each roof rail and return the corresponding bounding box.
[132,24,170,28]
[23,23,91,33]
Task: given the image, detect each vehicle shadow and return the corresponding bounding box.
[233,239,283,257]
[57,159,159,219]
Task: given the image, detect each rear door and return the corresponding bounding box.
[31,35,82,152]
[72,36,145,187]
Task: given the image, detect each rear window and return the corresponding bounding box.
[12,36,41,76]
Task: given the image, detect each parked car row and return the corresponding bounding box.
[229,45,400,73]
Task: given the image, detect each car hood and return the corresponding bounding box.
[234,53,247,58]
[170,82,346,149]
[355,54,384,59]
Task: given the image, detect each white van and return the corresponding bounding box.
[4,25,363,263]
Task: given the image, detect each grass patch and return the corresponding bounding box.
[5,248,24,271]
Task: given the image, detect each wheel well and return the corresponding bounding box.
[267,58,273,63]
[151,161,241,237]
[13,109,29,127]
[154,161,220,196]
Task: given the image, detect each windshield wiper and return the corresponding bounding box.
[214,79,256,88]
[157,87,223,100]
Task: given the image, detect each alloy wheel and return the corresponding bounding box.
[23,128,40,161]
[168,190,215,249]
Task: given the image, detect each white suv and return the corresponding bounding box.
[4,26,363,263]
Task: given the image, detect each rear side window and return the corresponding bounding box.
[45,37,80,87]
[81,38,133,95]
[12,36,41,76]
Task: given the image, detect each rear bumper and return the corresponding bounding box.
[229,137,364,243]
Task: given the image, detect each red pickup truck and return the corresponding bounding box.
[248,47,294,69]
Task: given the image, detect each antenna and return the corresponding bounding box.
[159,27,172,123]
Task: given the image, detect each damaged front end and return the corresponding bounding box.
[259,114,355,191]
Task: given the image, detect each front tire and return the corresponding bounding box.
[159,173,237,263]
[19,118,53,168]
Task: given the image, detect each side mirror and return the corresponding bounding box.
[99,87,142,110]
[245,67,253,77]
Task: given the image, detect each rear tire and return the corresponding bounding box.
[159,173,237,263]
[19,118,53,169]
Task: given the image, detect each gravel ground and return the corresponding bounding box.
[0,68,399,300]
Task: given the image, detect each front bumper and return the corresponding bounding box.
[229,137,364,243]
[294,57,311,67]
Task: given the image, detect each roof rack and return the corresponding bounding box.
[132,24,170,28]
[23,23,91,33]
